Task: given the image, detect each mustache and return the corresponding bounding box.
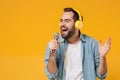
[60,26,67,29]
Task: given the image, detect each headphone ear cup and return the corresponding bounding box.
[75,20,80,28]
[75,20,83,29]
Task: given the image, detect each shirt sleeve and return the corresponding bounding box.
[44,46,58,80]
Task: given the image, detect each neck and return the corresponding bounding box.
[67,29,80,44]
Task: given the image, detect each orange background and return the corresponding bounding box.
[0,0,120,80]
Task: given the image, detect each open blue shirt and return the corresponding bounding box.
[44,33,107,80]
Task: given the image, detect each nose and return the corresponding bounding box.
[60,20,66,27]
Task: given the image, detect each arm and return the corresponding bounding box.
[98,38,111,75]
[47,39,59,74]
[98,56,107,75]
[47,51,58,74]
[44,39,59,80]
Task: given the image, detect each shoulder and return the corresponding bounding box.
[81,33,98,45]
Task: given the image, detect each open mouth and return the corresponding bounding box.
[61,28,68,34]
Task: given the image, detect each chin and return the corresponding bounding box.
[62,35,69,40]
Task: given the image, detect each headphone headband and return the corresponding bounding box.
[74,8,83,21]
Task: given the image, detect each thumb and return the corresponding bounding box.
[98,40,102,47]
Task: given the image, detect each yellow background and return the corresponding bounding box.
[0,0,120,80]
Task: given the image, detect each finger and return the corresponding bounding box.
[105,38,111,51]
[49,43,59,49]
[49,42,56,48]
[56,41,60,45]
[106,37,111,45]
[107,38,111,48]
[49,40,57,45]
[99,40,102,47]
[49,45,56,49]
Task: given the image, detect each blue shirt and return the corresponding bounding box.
[44,33,107,80]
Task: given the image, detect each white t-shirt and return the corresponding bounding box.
[65,41,83,80]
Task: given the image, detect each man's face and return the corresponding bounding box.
[60,12,75,40]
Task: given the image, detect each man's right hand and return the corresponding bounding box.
[47,39,59,74]
[49,39,59,53]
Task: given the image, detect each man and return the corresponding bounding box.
[44,7,111,80]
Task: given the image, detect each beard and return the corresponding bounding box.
[60,25,75,40]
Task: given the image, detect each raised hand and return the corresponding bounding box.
[98,38,111,57]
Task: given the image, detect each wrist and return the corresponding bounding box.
[100,56,106,61]
[49,51,56,59]
[99,53,106,58]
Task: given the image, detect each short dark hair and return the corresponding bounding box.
[64,7,83,22]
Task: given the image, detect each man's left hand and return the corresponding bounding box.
[98,38,111,57]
